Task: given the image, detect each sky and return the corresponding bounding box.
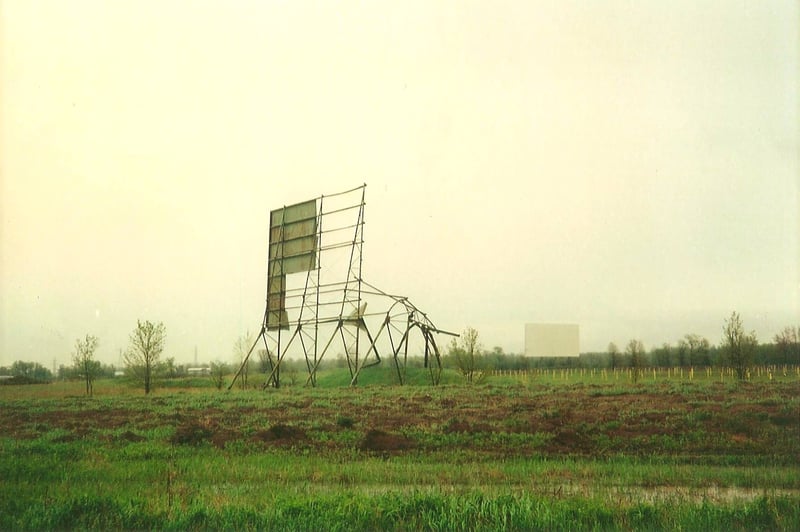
[1,1,798,369]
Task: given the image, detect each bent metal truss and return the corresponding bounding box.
[230,184,456,388]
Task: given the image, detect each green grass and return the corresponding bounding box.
[3,491,798,531]
[1,373,799,530]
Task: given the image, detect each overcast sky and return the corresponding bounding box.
[1,1,798,368]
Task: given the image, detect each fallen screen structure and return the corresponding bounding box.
[231,184,456,388]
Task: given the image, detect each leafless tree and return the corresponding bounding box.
[73,334,100,396]
[163,357,178,378]
[124,320,166,394]
[626,339,645,382]
[774,326,799,365]
[234,331,254,389]
[608,342,621,370]
[653,343,672,367]
[210,361,228,390]
[722,311,757,380]
[675,340,689,366]
[683,334,711,366]
[449,327,483,383]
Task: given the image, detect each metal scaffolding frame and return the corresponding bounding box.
[230,184,455,389]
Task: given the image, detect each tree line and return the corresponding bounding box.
[446,313,799,381]
[2,313,797,390]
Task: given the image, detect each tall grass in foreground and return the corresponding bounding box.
[3,491,798,531]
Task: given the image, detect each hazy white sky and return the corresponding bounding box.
[1,1,798,368]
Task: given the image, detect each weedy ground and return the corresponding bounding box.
[1,369,798,530]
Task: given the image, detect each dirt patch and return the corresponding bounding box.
[1,381,797,460]
[359,429,415,453]
[443,418,471,433]
[170,418,241,449]
[171,421,215,446]
[253,424,306,446]
[118,430,146,443]
[547,428,595,453]
[210,429,239,449]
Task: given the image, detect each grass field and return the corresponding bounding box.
[1,368,799,530]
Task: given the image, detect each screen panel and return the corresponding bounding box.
[266,199,318,330]
[269,200,317,275]
[266,274,288,330]
[270,199,316,227]
[524,323,580,357]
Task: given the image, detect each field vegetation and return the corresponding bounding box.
[1,368,799,530]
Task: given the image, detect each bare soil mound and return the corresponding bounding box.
[359,429,415,452]
[254,424,306,445]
